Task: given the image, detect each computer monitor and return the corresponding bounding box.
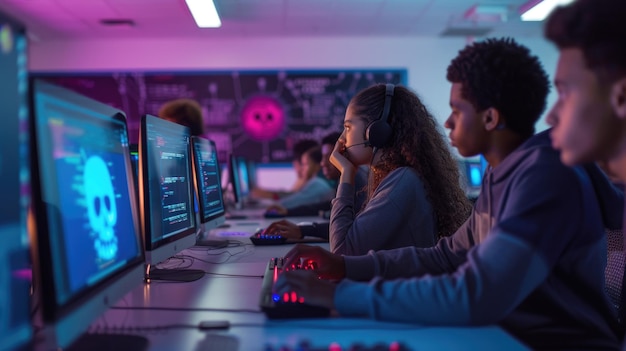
[462,156,487,199]
[227,153,243,209]
[139,114,203,282]
[237,156,251,200]
[0,10,32,351]
[129,143,139,204]
[29,80,146,349]
[190,136,226,231]
[246,159,258,190]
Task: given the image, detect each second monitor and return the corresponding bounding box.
[190,136,228,247]
[138,114,203,282]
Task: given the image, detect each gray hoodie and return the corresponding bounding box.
[335,130,622,350]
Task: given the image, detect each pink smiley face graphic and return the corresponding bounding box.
[241,96,285,141]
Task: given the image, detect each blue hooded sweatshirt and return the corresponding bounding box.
[335,130,623,350]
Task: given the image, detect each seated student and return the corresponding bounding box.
[159,98,205,136]
[326,83,471,255]
[264,132,368,217]
[543,0,626,332]
[274,38,623,350]
[264,133,368,240]
[251,138,319,200]
[275,146,335,210]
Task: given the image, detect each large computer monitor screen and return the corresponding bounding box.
[227,153,242,208]
[0,10,31,350]
[29,80,145,349]
[461,156,487,199]
[139,114,201,281]
[246,159,258,190]
[190,136,226,230]
[236,156,250,200]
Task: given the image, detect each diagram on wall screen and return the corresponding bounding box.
[37,69,406,163]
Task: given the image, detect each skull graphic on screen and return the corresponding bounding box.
[84,156,118,261]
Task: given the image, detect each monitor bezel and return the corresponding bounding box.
[0,10,32,350]
[190,136,226,225]
[138,114,197,262]
[236,156,251,198]
[28,79,145,348]
[227,153,242,207]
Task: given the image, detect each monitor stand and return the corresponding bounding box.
[145,264,205,283]
[225,213,247,220]
[66,333,149,351]
[196,238,229,249]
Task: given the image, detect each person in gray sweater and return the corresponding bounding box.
[328,84,472,255]
[273,38,623,350]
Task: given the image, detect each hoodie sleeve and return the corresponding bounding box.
[343,212,475,281]
[336,160,591,325]
[330,168,435,255]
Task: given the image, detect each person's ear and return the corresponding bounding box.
[610,77,626,120]
[483,107,504,131]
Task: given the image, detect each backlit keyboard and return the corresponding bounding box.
[259,257,330,319]
[264,340,412,351]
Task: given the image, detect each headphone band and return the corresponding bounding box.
[380,83,394,124]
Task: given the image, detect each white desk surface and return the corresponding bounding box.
[93,216,529,351]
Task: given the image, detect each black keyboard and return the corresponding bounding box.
[250,229,288,245]
[259,257,330,319]
[264,340,412,351]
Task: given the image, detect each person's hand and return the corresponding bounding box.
[264,219,302,239]
[330,139,357,182]
[265,204,288,216]
[273,270,337,309]
[282,244,345,280]
[251,187,275,200]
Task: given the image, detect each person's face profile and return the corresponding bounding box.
[548,48,621,166]
[444,83,487,157]
[292,159,304,179]
[342,105,371,165]
[300,153,319,180]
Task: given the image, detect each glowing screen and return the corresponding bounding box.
[33,91,141,305]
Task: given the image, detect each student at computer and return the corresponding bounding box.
[264,132,368,240]
[325,83,471,255]
[251,139,319,200]
[275,146,336,210]
[264,132,368,216]
[274,38,623,350]
[543,0,626,334]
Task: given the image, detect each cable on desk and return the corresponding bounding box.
[184,245,255,264]
[108,305,263,314]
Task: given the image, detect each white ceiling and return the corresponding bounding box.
[0,0,545,41]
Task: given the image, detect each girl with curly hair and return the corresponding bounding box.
[329,83,472,255]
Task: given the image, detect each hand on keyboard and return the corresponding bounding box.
[261,258,330,319]
[263,219,302,239]
[282,244,345,280]
[273,269,336,309]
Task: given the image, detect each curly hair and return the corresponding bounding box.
[545,0,626,84]
[349,84,472,238]
[158,98,205,136]
[446,38,550,138]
